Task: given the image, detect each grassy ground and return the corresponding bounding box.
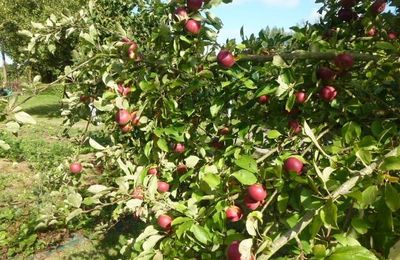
[0,91,104,259]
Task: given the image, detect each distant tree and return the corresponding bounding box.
[0,0,86,83]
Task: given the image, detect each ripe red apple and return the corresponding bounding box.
[284,157,304,175]
[115,109,131,125]
[225,206,243,222]
[320,86,338,102]
[295,91,307,104]
[247,184,267,202]
[132,187,144,200]
[158,214,172,230]
[371,0,386,14]
[187,0,203,11]
[185,19,201,35]
[334,53,354,70]
[258,95,269,104]
[70,162,82,174]
[338,8,358,22]
[227,241,241,260]
[120,123,133,133]
[128,42,138,59]
[117,83,131,96]
[244,195,261,210]
[367,27,377,37]
[174,7,188,20]
[388,32,397,40]
[177,164,188,174]
[148,167,158,176]
[174,143,185,154]
[211,138,224,149]
[317,67,336,81]
[157,181,170,193]
[121,36,132,44]
[217,50,235,69]
[132,114,140,126]
[340,0,357,8]
[288,120,302,134]
[219,127,230,136]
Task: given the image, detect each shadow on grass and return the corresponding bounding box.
[23,103,62,118]
[65,217,147,259]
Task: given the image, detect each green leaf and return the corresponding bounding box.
[361,186,379,206]
[232,170,257,185]
[15,112,36,125]
[246,211,263,236]
[202,173,221,189]
[144,141,153,158]
[327,246,378,260]
[303,121,330,158]
[210,102,223,117]
[320,200,338,228]
[342,122,361,144]
[89,138,105,150]
[185,156,200,168]
[87,185,109,194]
[272,55,288,68]
[380,156,400,171]
[235,155,258,173]
[6,121,20,133]
[67,192,82,208]
[266,130,282,139]
[376,41,396,51]
[142,235,164,251]
[351,217,369,234]
[157,138,169,152]
[0,140,10,150]
[389,240,400,260]
[356,149,372,166]
[191,224,210,244]
[66,209,83,223]
[385,184,400,212]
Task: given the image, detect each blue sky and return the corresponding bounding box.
[1,0,322,66]
[214,0,323,42]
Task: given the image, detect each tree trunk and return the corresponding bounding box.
[1,47,7,88]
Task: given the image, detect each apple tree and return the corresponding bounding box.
[25,0,400,259]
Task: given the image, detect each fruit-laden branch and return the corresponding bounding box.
[258,145,400,260]
[234,51,384,63]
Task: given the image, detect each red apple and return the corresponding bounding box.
[158,214,172,230]
[227,241,241,260]
[317,67,336,81]
[388,32,397,40]
[117,83,131,96]
[247,184,267,202]
[334,53,354,70]
[185,19,201,35]
[132,114,140,126]
[288,120,302,134]
[148,167,158,176]
[128,42,138,59]
[244,195,261,210]
[217,50,235,69]
[371,0,386,14]
[258,95,269,104]
[177,164,188,174]
[174,143,185,154]
[132,187,144,200]
[284,157,304,175]
[187,0,203,11]
[115,109,131,125]
[367,27,377,37]
[338,8,358,22]
[79,95,90,103]
[219,127,230,136]
[70,162,82,174]
[340,0,357,8]
[320,86,338,102]
[174,7,188,20]
[121,36,132,44]
[158,181,170,193]
[295,91,307,104]
[120,123,133,133]
[211,138,224,149]
[225,206,243,222]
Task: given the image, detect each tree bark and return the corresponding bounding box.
[1,47,7,88]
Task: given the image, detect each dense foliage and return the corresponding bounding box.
[3,0,400,258]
